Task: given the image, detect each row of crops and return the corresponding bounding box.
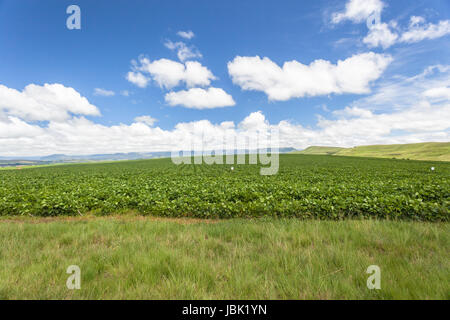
[0,155,448,221]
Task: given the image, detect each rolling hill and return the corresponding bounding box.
[294,146,346,155]
[295,142,450,161]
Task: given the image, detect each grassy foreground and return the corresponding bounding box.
[0,216,448,299]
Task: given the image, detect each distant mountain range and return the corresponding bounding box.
[0,148,297,166]
[2,142,449,167]
[38,152,174,162]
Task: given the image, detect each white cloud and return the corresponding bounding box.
[424,87,450,101]
[333,106,374,118]
[127,57,216,89]
[363,22,398,49]
[333,1,450,49]
[140,58,185,89]
[0,116,44,139]
[349,65,450,111]
[227,53,392,101]
[121,90,130,97]
[164,40,202,62]
[313,104,450,146]
[400,17,450,43]
[1,103,448,157]
[1,67,448,157]
[0,83,100,122]
[331,0,384,24]
[94,88,115,96]
[177,30,195,40]
[165,87,235,109]
[238,110,269,131]
[134,115,157,126]
[409,16,425,28]
[126,71,150,88]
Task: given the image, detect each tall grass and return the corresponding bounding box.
[0,216,448,299]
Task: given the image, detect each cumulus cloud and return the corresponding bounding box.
[331,0,384,24]
[1,102,448,157]
[164,40,202,62]
[238,110,269,131]
[363,22,398,49]
[127,57,216,89]
[2,65,448,157]
[177,30,195,40]
[0,83,100,122]
[94,88,115,96]
[165,87,235,109]
[125,48,233,109]
[0,116,45,139]
[227,53,392,101]
[126,71,150,88]
[134,115,157,126]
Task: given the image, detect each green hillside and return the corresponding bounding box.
[338,142,450,161]
[296,142,450,161]
[293,146,345,155]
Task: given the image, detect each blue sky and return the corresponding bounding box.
[0,0,449,156]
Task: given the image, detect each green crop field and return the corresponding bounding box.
[0,154,448,221]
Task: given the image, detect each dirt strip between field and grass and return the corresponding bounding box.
[0,214,221,225]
